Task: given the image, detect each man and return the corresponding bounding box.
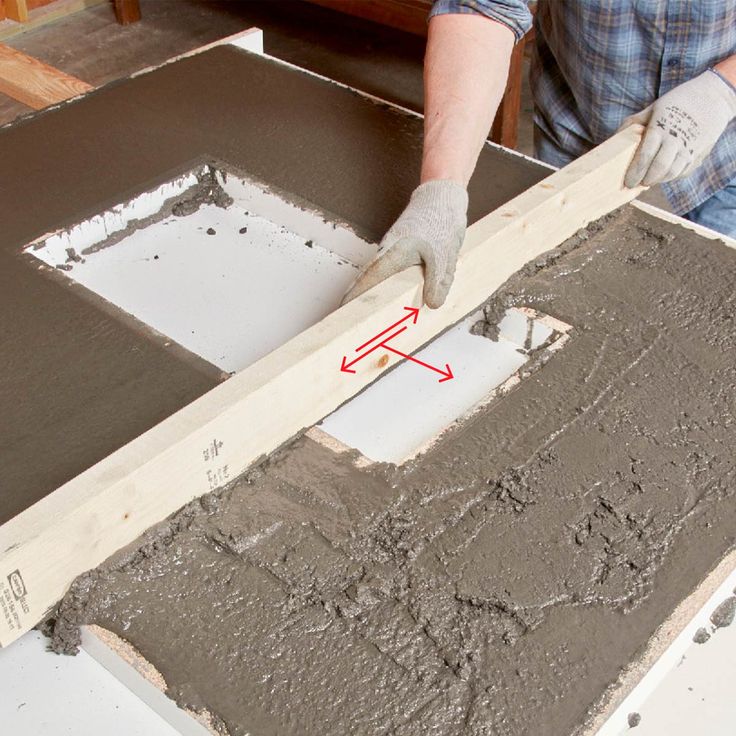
[345,1,736,308]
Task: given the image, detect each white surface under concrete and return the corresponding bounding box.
[633,604,736,735]
[27,167,375,374]
[0,630,207,735]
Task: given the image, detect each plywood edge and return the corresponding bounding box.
[0,42,92,108]
[82,625,224,735]
[0,125,645,647]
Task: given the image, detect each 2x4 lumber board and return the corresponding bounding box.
[0,125,644,647]
[4,0,27,21]
[0,43,91,108]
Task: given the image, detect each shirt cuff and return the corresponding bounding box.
[429,0,533,42]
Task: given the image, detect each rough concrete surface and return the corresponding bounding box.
[46,207,736,736]
[710,596,736,630]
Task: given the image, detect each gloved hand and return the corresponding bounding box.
[342,180,468,309]
[624,69,736,188]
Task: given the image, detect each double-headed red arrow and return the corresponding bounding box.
[354,306,419,352]
[340,306,454,383]
[340,325,408,374]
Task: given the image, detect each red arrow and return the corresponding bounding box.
[355,306,419,353]
[340,325,408,373]
[382,344,454,382]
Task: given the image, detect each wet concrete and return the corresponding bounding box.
[0,48,544,523]
[46,207,736,735]
[693,627,711,644]
[710,596,736,629]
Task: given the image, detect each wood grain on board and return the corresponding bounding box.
[4,0,28,22]
[0,43,92,107]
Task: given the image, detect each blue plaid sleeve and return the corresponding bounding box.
[429,0,532,41]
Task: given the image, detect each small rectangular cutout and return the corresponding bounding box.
[319,307,572,464]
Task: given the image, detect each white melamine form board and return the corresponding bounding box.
[0,631,201,735]
[594,559,736,736]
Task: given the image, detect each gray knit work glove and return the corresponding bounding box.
[624,69,736,188]
[342,180,468,309]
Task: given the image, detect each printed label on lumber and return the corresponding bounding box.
[0,568,30,639]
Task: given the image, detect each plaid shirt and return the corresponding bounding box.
[430,0,736,214]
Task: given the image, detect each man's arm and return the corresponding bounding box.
[714,54,736,88]
[343,14,516,308]
[422,14,516,185]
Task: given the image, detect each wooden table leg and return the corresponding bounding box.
[491,34,527,150]
[113,0,140,25]
[5,0,29,22]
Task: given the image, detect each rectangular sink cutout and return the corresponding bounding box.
[26,164,376,373]
[319,308,572,465]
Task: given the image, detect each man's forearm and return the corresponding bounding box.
[421,14,515,186]
[715,54,736,88]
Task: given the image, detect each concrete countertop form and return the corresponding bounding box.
[1,39,735,736]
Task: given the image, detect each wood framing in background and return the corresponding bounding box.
[112,0,139,25]
[5,0,94,21]
[306,0,432,37]
[0,43,92,107]
[27,0,58,10]
[0,0,107,40]
[0,125,644,648]
[491,34,527,149]
[4,0,28,22]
